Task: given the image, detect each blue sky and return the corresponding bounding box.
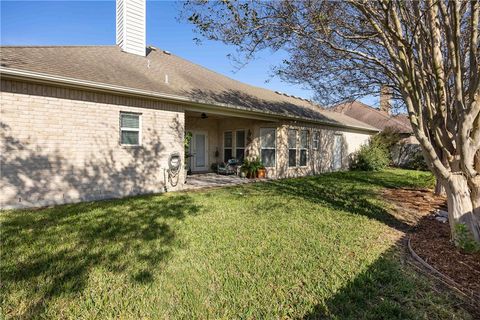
[1,1,377,105]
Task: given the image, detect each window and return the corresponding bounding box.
[224,131,233,161]
[288,129,297,167]
[236,130,246,162]
[120,112,141,145]
[300,130,309,166]
[313,131,320,150]
[260,128,276,167]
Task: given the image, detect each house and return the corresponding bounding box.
[333,100,420,166]
[0,0,378,209]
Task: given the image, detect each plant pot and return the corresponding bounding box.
[240,171,247,178]
[247,171,256,179]
[257,168,266,179]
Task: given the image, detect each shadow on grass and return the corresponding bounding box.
[265,171,419,232]
[1,193,199,319]
[303,234,476,319]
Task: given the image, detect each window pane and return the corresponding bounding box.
[289,149,297,167]
[121,130,139,145]
[313,132,319,149]
[300,149,308,166]
[300,130,309,148]
[121,113,139,128]
[288,129,297,148]
[236,148,245,162]
[261,149,275,167]
[236,130,245,148]
[224,132,233,148]
[260,128,276,148]
[224,149,233,161]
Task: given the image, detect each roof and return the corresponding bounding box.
[0,45,378,132]
[332,101,412,134]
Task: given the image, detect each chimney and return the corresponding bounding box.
[116,0,146,57]
[380,85,392,114]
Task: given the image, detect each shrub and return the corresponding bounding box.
[402,151,429,171]
[454,223,480,253]
[350,141,390,171]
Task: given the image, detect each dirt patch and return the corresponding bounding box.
[382,188,446,229]
[382,188,480,298]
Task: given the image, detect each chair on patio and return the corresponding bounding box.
[217,159,240,175]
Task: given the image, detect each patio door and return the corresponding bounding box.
[332,134,343,170]
[191,131,208,172]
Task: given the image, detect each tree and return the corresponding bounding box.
[183,0,480,245]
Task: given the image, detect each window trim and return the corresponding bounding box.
[120,112,142,146]
[313,131,320,150]
[288,128,297,168]
[235,129,246,162]
[223,130,233,161]
[260,127,276,168]
[299,129,309,167]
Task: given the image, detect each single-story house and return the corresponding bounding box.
[0,0,378,209]
[333,100,420,166]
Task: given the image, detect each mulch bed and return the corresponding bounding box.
[382,188,480,298]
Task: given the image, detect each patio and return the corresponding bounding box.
[184,173,254,190]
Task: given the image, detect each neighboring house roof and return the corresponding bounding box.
[333,101,412,134]
[0,45,378,132]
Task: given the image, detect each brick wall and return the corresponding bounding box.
[1,80,185,209]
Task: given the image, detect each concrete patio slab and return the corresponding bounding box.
[183,173,254,190]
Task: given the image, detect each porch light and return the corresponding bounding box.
[201,113,208,119]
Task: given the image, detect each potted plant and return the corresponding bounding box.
[257,163,266,179]
[241,159,255,179]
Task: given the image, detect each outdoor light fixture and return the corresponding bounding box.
[201,113,208,119]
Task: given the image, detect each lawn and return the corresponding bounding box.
[0,169,473,319]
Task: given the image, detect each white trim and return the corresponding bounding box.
[0,67,380,133]
[223,130,233,162]
[312,130,320,150]
[259,127,276,168]
[299,129,309,167]
[235,129,246,161]
[119,112,142,146]
[190,130,209,172]
[288,128,297,168]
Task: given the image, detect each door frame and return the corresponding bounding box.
[190,130,209,172]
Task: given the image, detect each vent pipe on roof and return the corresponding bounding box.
[116,0,146,57]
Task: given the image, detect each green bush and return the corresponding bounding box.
[402,151,429,171]
[454,223,480,253]
[350,141,390,171]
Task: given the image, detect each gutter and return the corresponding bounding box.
[0,67,379,133]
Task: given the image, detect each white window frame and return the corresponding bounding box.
[223,130,233,161]
[313,131,320,150]
[299,129,309,167]
[260,127,276,168]
[235,129,246,161]
[120,112,142,146]
[288,129,297,167]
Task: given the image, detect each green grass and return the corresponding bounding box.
[0,169,472,319]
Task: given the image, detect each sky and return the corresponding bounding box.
[1,0,377,106]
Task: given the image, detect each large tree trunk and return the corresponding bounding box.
[446,175,480,244]
[434,180,445,196]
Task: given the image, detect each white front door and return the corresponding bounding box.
[191,131,209,172]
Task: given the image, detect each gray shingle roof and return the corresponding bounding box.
[333,101,412,133]
[0,45,378,131]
